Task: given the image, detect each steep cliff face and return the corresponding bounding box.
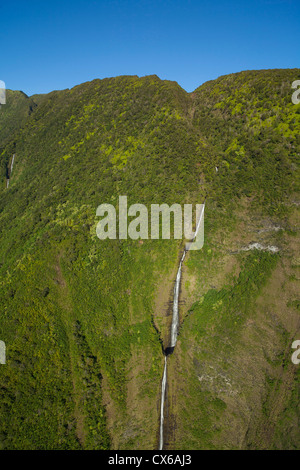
[0,69,299,449]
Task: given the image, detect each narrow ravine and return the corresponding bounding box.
[158,203,205,450]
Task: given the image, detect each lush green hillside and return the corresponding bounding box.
[169,68,300,450]
[0,69,299,449]
[0,90,37,147]
[192,68,300,212]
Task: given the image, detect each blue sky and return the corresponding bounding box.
[0,0,299,95]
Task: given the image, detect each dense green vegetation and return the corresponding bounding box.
[0,69,299,449]
[177,251,278,448]
[193,69,300,213]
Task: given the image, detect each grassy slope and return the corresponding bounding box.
[0,69,299,449]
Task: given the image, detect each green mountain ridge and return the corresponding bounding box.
[0,69,299,449]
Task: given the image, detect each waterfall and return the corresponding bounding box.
[170,203,205,349]
[10,154,15,174]
[158,202,205,449]
[170,250,186,348]
[159,356,167,450]
[6,154,15,188]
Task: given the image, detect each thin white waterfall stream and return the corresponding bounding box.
[158,203,205,450]
[159,356,167,450]
[6,154,15,188]
[170,250,186,348]
[11,154,15,173]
